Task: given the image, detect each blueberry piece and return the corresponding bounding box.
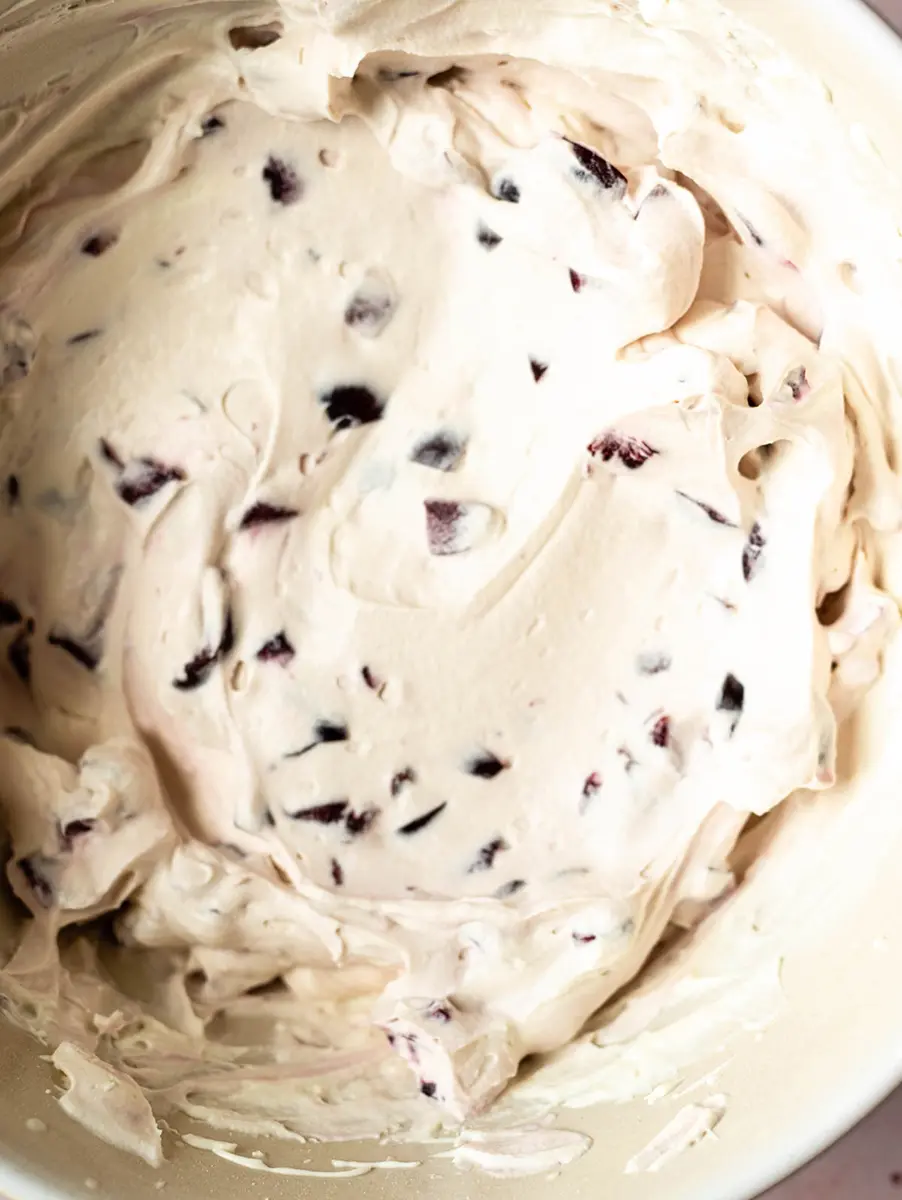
[47,633,100,671]
[579,771,602,815]
[291,801,348,824]
[717,673,745,734]
[330,858,344,886]
[495,878,526,898]
[589,430,658,469]
[477,223,502,250]
[742,522,765,582]
[116,458,186,507]
[239,502,299,530]
[565,138,627,194]
[344,287,395,338]
[465,750,509,779]
[345,807,379,836]
[569,268,586,293]
[410,431,466,472]
[81,231,118,257]
[262,156,302,205]
[396,802,446,836]
[390,767,417,797]
[650,715,670,747]
[637,651,671,675]
[319,384,385,430]
[361,665,384,693]
[424,499,471,556]
[0,597,22,627]
[316,719,348,744]
[256,631,295,664]
[492,177,520,204]
[173,608,234,690]
[419,1080,438,1098]
[98,438,124,469]
[468,836,509,873]
[529,359,548,382]
[675,490,737,527]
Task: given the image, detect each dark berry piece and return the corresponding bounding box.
[361,665,384,693]
[572,932,597,944]
[16,855,54,907]
[717,673,745,735]
[477,223,502,250]
[256,631,295,665]
[98,438,124,469]
[316,719,348,745]
[426,65,468,88]
[319,384,385,430]
[0,597,22,627]
[569,268,587,293]
[579,771,602,815]
[740,216,765,247]
[650,715,670,748]
[292,801,348,824]
[330,858,344,886]
[239,502,299,530]
[345,807,379,836]
[8,629,30,684]
[201,114,225,136]
[742,522,765,582]
[419,1080,438,1098]
[424,499,474,556]
[492,176,520,204]
[675,490,737,527]
[59,817,96,850]
[468,836,509,873]
[47,633,100,670]
[529,359,548,382]
[588,431,658,469]
[390,767,417,797]
[344,286,395,338]
[396,802,446,836]
[565,138,627,194]
[410,431,466,472]
[495,878,526,899]
[783,366,810,401]
[637,651,671,675]
[68,329,102,345]
[426,1003,452,1023]
[116,458,186,507]
[6,475,19,505]
[173,647,217,690]
[262,156,302,205]
[465,750,509,779]
[81,231,118,257]
[228,22,281,49]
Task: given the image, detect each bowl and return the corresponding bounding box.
[1,0,902,1197]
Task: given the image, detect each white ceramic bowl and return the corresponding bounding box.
[1,1,902,1197]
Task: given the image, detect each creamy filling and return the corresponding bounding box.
[0,0,900,1171]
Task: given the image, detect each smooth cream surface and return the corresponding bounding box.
[0,0,901,1171]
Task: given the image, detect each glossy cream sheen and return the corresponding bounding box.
[0,0,900,1174]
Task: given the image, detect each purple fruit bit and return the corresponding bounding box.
[742,522,765,582]
[239,502,299,531]
[6,475,19,505]
[8,630,30,684]
[361,664,385,693]
[81,231,118,257]
[201,114,225,136]
[116,458,186,507]
[285,718,349,758]
[427,1003,452,1023]
[465,750,509,779]
[344,289,395,337]
[47,633,100,671]
[16,855,54,907]
[650,715,671,748]
[256,631,295,665]
[426,65,468,88]
[717,673,745,734]
[569,268,587,293]
[390,766,417,797]
[330,857,344,886]
[468,836,509,873]
[675,490,737,527]
[345,806,379,836]
[495,878,526,899]
[572,932,597,944]
[529,358,548,382]
[579,771,602,815]
[68,329,102,345]
[0,597,22,627]
[782,366,810,401]
[588,430,658,469]
[291,800,348,824]
[424,499,474,557]
[59,817,96,851]
[492,176,520,204]
[320,384,385,430]
[173,646,216,690]
[565,138,627,194]
[228,22,282,49]
[396,802,446,836]
[419,1080,438,1098]
[411,431,466,473]
[637,651,671,675]
[477,223,502,250]
[262,156,302,205]
[98,438,124,469]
